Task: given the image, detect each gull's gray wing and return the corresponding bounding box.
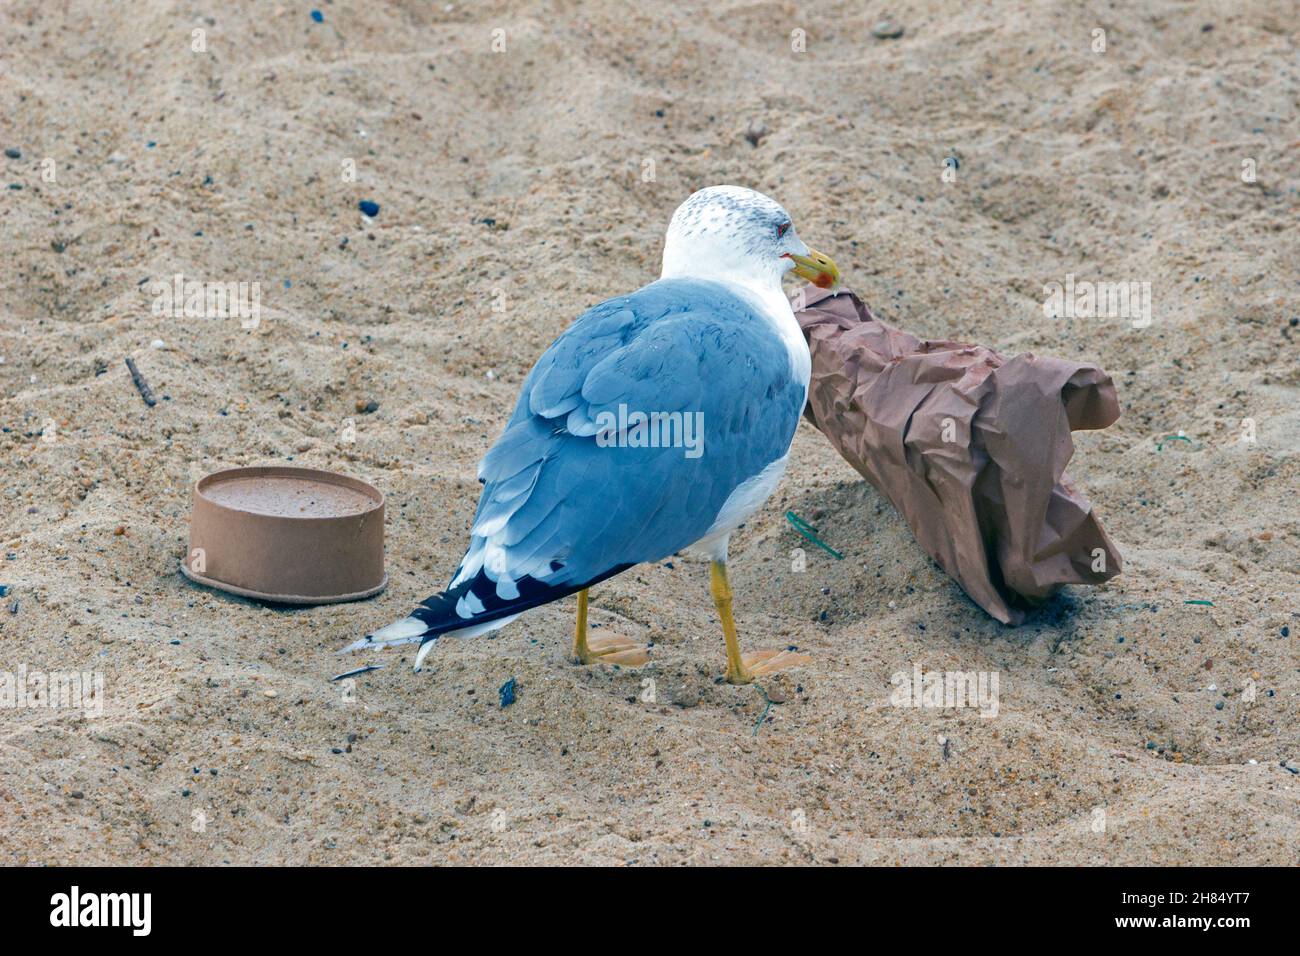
[412,277,805,634]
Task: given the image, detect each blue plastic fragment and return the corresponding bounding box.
[310,10,324,22]
[358,200,380,217]
[498,678,517,708]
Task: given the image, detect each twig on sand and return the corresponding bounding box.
[124,356,157,407]
[752,686,775,736]
[331,664,383,682]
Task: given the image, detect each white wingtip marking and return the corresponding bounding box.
[413,638,438,671]
[454,590,486,618]
[338,615,427,654]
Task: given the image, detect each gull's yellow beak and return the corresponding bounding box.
[787,249,841,289]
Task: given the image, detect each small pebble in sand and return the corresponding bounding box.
[872,20,905,39]
[356,398,379,414]
[3,148,20,159]
[359,200,380,217]
[263,690,278,698]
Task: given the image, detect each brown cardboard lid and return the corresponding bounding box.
[180,466,387,605]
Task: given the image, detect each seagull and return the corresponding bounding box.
[344,185,840,683]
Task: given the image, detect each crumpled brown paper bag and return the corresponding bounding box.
[793,286,1122,624]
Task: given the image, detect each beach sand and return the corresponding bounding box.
[0,0,1296,864]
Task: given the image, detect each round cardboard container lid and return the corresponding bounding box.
[180,466,387,605]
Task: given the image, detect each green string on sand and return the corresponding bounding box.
[785,511,844,560]
[1155,434,1194,451]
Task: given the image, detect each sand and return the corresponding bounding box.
[201,473,376,518]
[0,0,1296,865]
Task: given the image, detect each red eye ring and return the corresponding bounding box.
[776,221,790,238]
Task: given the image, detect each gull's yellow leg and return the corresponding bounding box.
[572,588,649,666]
[710,561,750,683]
[574,587,588,656]
[710,560,810,684]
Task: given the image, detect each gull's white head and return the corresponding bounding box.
[660,185,839,293]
